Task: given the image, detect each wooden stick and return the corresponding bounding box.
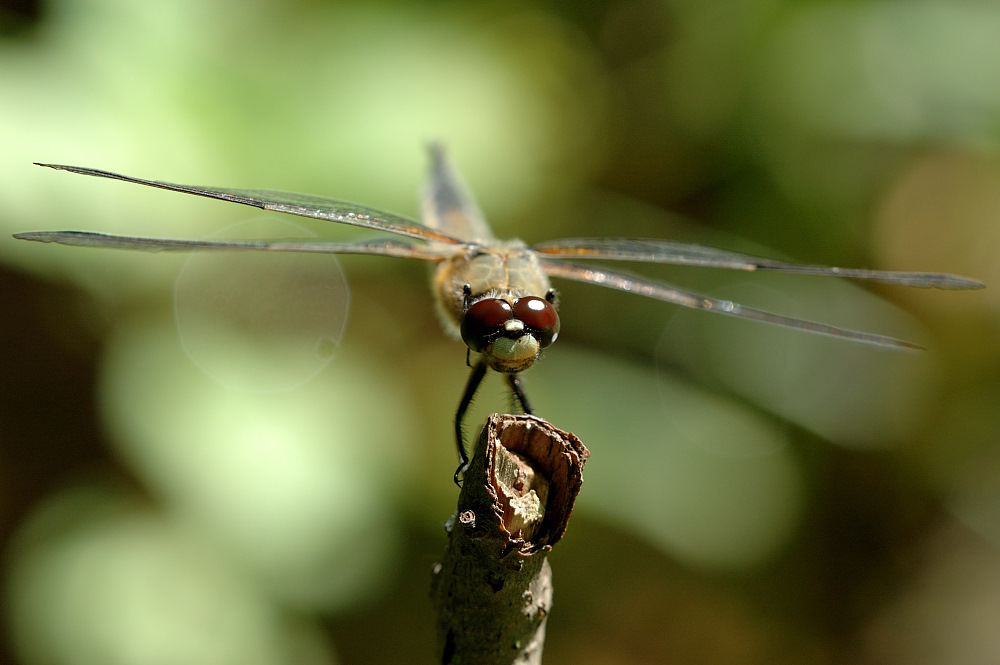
[430,413,589,665]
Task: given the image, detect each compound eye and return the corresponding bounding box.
[513,296,560,348]
[461,298,513,352]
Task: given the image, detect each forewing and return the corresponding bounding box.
[539,258,925,352]
[533,237,984,290]
[34,164,466,244]
[13,231,453,261]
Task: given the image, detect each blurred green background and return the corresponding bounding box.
[1,0,998,663]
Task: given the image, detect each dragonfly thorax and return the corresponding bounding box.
[433,242,553,338]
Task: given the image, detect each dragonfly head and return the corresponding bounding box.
[460,296,560,373]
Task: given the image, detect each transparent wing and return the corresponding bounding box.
[533,237,984,290]
[34,163,467,244]
[540,258,926,352]
[13,230,454,261]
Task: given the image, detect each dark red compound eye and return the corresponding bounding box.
[513,296,560,348]
[460,298,513,352]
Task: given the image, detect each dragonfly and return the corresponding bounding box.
[15,144,985,483]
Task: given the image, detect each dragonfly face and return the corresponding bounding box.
[460,294,560,373]
[432,242,560,373]
[14,144,985,484]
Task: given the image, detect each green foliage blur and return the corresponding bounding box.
[1,0,997,663]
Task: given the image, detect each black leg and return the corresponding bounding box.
[462,283,473,310]
[454,359,488,485]
[506,373,533,415]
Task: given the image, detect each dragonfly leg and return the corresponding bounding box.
[506,373,533,415]
[462,283,473,310]
[454,359,488,485]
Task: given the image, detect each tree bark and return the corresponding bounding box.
[430,413,589,665]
